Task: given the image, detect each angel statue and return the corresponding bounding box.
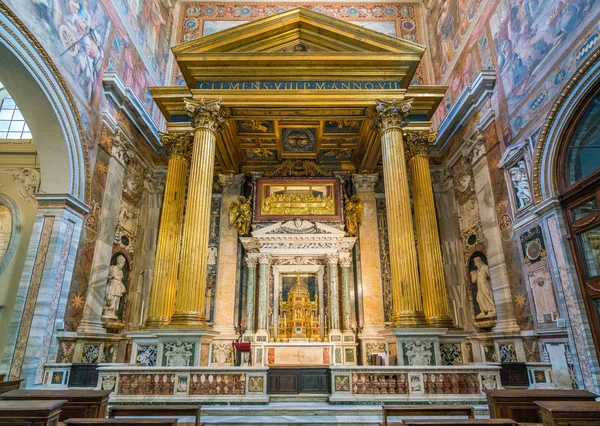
[344,194,363,236]
[229,195,252,235]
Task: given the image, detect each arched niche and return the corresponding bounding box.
[0,5,89,203]
[533,49,600,204]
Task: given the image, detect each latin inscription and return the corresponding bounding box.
[195,81,401,90]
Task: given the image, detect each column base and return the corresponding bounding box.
[76,319,107,335]
[492,318,521,334]
[393,310,428,328]
[144,316,171,329]
[427,316,455,328]
[169,312,210,329]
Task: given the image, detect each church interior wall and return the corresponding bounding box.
[0,172,39,358]
[0,0,599,395]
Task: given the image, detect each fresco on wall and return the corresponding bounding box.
[4,0,111,106]
[426,0,484,83]
[105,29,156,118]
[106,0,172,84]
[490,0,596,114]
[176,3,421,85]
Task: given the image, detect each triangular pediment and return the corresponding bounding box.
[252,220,346,237]
[173,8,425,55]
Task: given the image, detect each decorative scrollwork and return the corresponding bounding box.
[184,98,227,133]
[369,98,413,132]
[263,160,333,177]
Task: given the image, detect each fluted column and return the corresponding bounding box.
[146,132,192,328]
[327,253,340,332]
[339,253,353,331]
[370,99,426,327]
[245,256,259,332]
[170,98,226,328]
[257,254,271,332]
[405,130,453,328]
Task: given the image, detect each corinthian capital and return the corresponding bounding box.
[403,130,437,161]
[159,131,193,161]
[369,98,413,132]
[184,98,227,133]
[352,173,379,193]
[258,254,271,265]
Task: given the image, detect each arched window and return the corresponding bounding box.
[559,83,600,359]
[563,89,600,187]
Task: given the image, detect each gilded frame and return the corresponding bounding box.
[254,178,342,222]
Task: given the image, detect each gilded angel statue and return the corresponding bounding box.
[229,195,252,235]
[344,194,363,236]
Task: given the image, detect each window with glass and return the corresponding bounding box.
[0,96,31,139]
[564,92,600,186]
[560,83,600,361]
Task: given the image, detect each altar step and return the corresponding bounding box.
[188,403,489,426]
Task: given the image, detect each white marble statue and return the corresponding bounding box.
[103,255,127,319]
[164,341,194,366]
[207,245,218,265]
[470,256,496,319]
[509,161,532,209]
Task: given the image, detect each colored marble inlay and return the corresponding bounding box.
[9,216,55,380]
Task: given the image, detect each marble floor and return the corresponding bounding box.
[118,402,489,425]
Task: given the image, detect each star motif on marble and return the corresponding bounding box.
[70,294,84,310]
[96,162,108,175]
[514,293,527,308]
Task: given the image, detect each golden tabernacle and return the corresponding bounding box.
[276,275,323,342]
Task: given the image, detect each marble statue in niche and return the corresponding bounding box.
[509,161,532,209]
[207,245,218,265]
[469,253,496,319]
[102,254,128,320]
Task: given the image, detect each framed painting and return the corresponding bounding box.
[254,178,342,222]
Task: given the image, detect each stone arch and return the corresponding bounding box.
[0,4,90,203]
[532,47,600,204]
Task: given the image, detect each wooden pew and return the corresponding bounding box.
[108,405,202,426]
[381,405,475,426]
[0,399,66,426]
[535,400,600,425]
[485,389,598,423]
[64,420,178,426]
[0,379,22,394]
[0,389,111,421]
[402,420,517,426]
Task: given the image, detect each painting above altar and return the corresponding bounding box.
[255,178,343,222]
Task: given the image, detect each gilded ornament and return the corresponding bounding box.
[184,98,227,133]
[263,160,333,177]
[403,130,437,161]
[241,120,268,132]
[369,98,413,132]
[229,195,252,235]
[323,148,352,159]
[159,131,193,160]
[327,120,360,130]
[245,148,273,158]
[262,191,335,216]
[344,194,363,236]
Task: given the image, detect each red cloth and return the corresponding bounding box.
[233,342,251,352]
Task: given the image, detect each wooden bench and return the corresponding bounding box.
[109,405,202,426]
[0,380,22,394]
[536,400,600,425]
[402,420,517,426]
[0,389,111,421]
[381,405,475,426]
[0,399,66,426]
[485,389,598,423]
[63,419,178,426]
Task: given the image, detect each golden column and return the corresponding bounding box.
[370,99,426,327]
[405,130,453,328]
[170,98,226,328]
[146,132,193,328]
